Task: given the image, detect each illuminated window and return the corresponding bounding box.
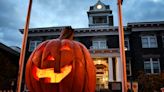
[29,41,42,52]
[144,58,160,74]
[141,35,158,48]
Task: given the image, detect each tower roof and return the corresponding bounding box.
[89,0,111,12]
[87,0,114,27]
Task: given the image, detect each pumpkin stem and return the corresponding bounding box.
[59,27,74,40]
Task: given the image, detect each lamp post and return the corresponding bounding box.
[116,0,127,92]
[16,0,32,92]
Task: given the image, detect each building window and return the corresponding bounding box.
[125,38,130,50]
[162,35,164,48]
[23,84,29,92]
[141,36,158,48]
[93,16,107,24]
[126,60,132,76]
[90,6,94,10]
[29,41,42,52]
[92,40,107,49]
[74,38,81,42]
[144,58,160,74]
[105,6,109,9]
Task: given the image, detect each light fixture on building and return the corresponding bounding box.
[124,47,128,51]
[97,4,102,9]
[98,60,101,64]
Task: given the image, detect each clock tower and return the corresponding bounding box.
[87,0,114,27]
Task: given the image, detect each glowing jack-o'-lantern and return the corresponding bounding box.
[25,27,96,92]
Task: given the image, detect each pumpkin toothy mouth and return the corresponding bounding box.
[32,65,72,83]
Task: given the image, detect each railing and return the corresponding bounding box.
[90,46,108,50]
[89,46,119,54]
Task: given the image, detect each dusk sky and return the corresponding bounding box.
[0,0,164,47]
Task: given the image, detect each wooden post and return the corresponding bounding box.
[117,0,127,92]
[16,0,32,92]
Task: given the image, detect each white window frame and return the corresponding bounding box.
[144,58,160,74]
[29,40,42,52]
[125,38,130,50]
[141,35,158,48]
[92,39,107,49]
[126,60,132,76]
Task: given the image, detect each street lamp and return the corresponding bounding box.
[16,0,33,92]
[116,0,127,92]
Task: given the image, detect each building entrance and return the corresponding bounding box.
[93,58,109,91]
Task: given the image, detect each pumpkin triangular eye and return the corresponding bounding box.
[47,55,55,61]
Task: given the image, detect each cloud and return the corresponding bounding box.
[0,0,28,47]
[29,0,97,28]
[0,27,22,47]
[0,27,3,36]
[0,0,164,47]
[122,0,164,24]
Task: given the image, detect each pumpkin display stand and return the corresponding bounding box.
[25,27,96,92]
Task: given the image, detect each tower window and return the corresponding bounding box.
[105,6,109,9]
[90,6,94,10]
[93,16,107,24]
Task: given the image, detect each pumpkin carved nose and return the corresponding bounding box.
[47,55,55,61]
[53,58,61,73]
[53,46,71,73]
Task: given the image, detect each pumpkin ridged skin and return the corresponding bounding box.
[25,28,96,92]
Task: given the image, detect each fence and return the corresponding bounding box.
[0,90,13,92]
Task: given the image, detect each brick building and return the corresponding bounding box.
[20,1,164,92]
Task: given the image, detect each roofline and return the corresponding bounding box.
[127,21,164,28]
[19,26,129,35]
[19,26,71,34]
[128,21,164,25]
[0,43,20,56]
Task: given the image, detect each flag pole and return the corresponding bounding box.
[16,0,32,92]
[117,0,127,92]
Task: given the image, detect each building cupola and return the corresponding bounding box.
[87,0,114,28]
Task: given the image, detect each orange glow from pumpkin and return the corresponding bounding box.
[60,46,71,51]
[47,55,55,61]
[32,65,72,83]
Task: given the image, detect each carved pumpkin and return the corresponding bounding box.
[25,27,96,92]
